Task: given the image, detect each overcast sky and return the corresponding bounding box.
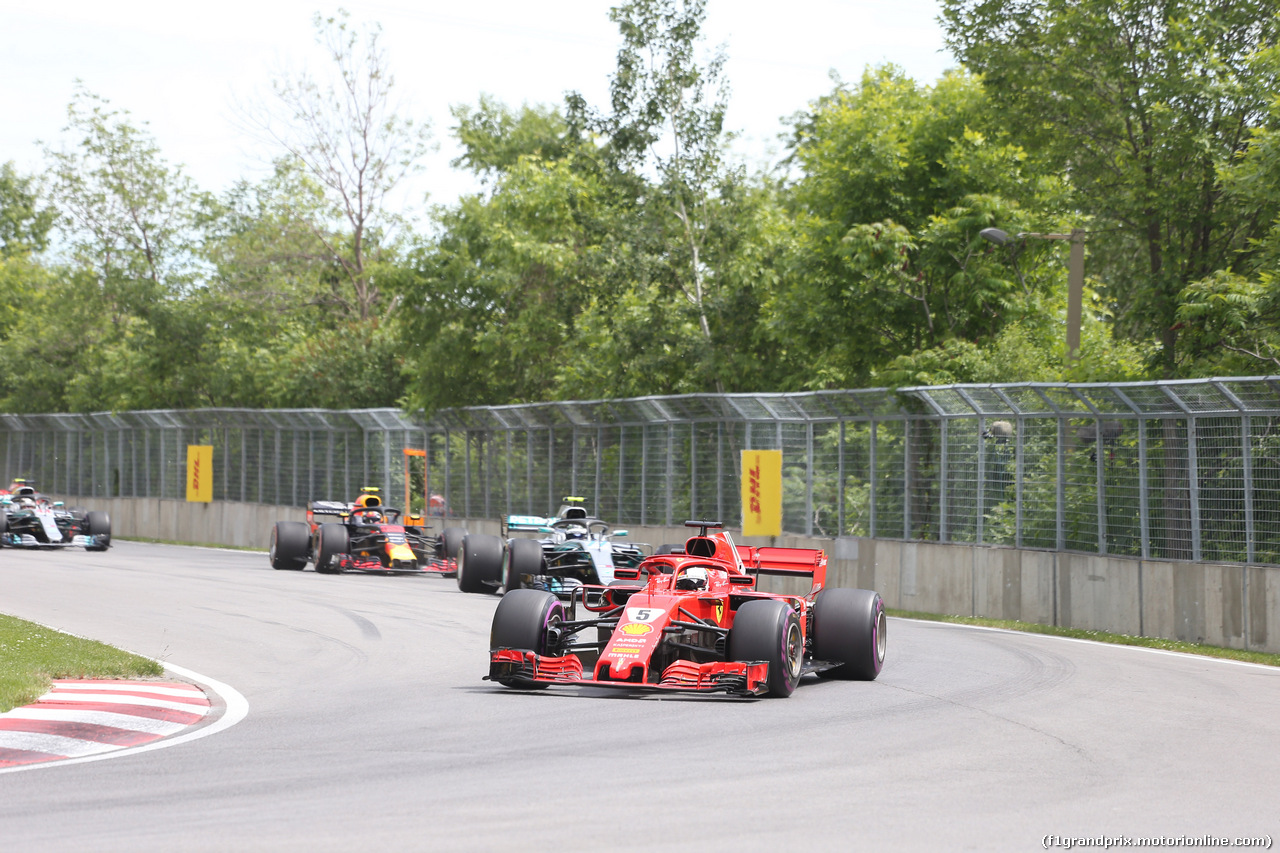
[2,1,956,210]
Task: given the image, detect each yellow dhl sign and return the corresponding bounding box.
[186,445,213,503]
[741,450,782,537]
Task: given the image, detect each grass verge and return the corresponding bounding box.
[890,608,1280,668]
[0,613,163,713]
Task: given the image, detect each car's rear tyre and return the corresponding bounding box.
[728,599,804,697]
[84,510,111,551]
[438,527,466,560]
[812,588,886,680]
[504,536,543,593]
[270,521,310,570]
[457,533,504,594]
[490,589,564,688]
[314,523,348,574]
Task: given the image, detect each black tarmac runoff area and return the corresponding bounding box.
[2,541,1278,852]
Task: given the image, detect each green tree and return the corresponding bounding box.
[10,88,218,411]
[774,67,1076,388]
[396,133,603,409]
[0,163,56,360]
[0,162,55,257]
[568,0,745,393]
[941,0,1280,376]
[1176,44,1280,375]
[244,9,432,322]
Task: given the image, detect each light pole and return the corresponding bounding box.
[980,227,1085,361]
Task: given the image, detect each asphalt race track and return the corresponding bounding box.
[2,541,1278,852]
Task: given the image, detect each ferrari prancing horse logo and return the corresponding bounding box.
[714,601,724,624]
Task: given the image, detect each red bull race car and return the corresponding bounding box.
[269,488,466,575]
[486,521,885,698]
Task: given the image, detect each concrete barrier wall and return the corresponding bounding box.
[56,496,1280,655]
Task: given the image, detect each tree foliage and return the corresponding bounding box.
[5,3,1280,418]
[243,9,432,322]
[941,0,1280,376]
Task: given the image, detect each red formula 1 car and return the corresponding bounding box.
[269,488,467,576]
[486,521,886,697]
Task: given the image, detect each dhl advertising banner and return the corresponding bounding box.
[186,445,213,503]
[741,450,782,537]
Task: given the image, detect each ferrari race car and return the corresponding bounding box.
[269,488,467,575]
[0,483,112,551]
[455,498,647,596]
[485,520,886,698]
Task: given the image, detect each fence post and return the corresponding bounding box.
[716,422,723,523]
[939,419,949,542]
[1244,415,1254,564]
[689,424,697,521]
[506,431,513,518]
[665,424,673,528]
[571,426,579,498]
[641,425,649,528]
[444,429,452,513]
[838,420,846,537]
[1015,417,1024,549]
[869,420,878,539]
[1096,417,1107,555]
[595,427,603,515]
[1137,418,1150,559]
[903,420,912,540]
[463,431,472,518]
[976,415,986,545]
[1188,417,1202,562]
[1056,416,1065,552]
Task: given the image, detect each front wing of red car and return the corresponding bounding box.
[486,648,770,697]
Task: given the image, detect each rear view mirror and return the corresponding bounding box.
[613,529,629,537]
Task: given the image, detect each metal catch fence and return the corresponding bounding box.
[3,378,1280,565]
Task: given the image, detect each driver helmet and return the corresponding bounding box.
[363,510,382,524]
[17,497,36,510]
[676,566,709,591]
[563,526,587,540]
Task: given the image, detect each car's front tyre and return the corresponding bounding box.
[84,510,111,551]
[490,589,565,688]
[457,533,504,594]
[728,599,804,697]
[270,521,310,570]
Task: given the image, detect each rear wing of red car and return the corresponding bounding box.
[735,545,828,595]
